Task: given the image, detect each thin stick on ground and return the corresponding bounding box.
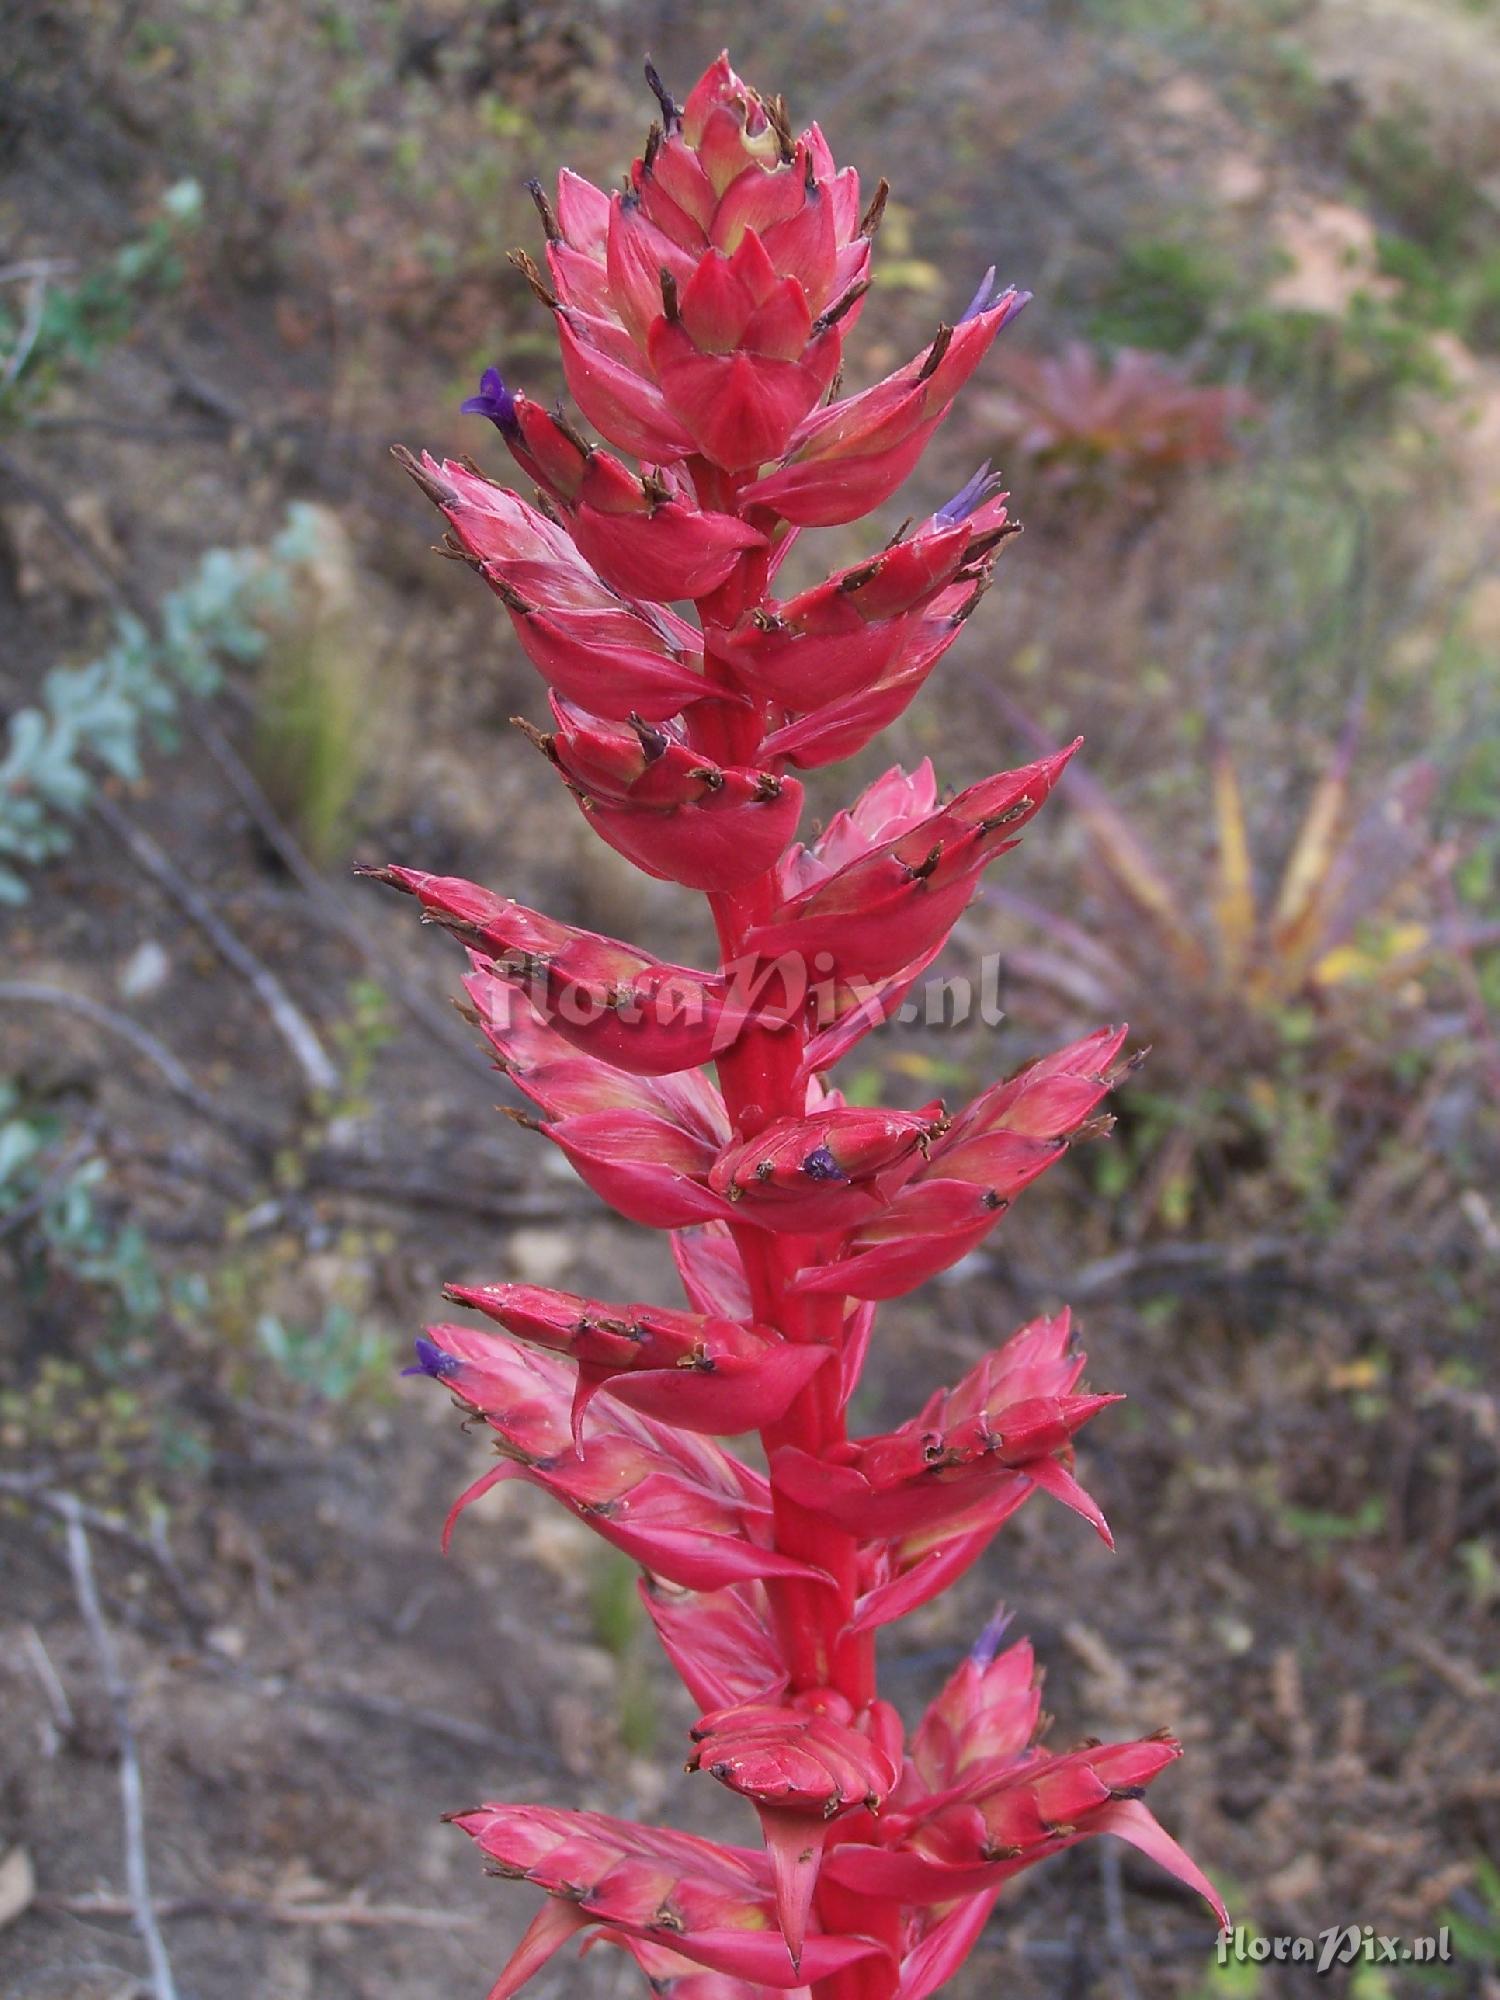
[0,1475,207,1629]
[0,981,275,1150]
[39,1890,481,1932]
[91,791,339,1097]
[1,265,51,393]
[21,1622,76,1735]
[189,710,492,1078]
[59,1495,181,2000]
[1099,1840,1142,2000]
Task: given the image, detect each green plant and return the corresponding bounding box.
[0,1079,163,1335]
[1347,111,1484,266]
[321,979,397,1121]
[249,505,372,867]
[255,1303,391,1404]
[993,701,1474,1228]
[1375,234,1500,354]
[588,1547,660,1757]
[0,503,336,901]
[0,1078,190,1504]
[1089,238,1233,354]
[0,180,203,419]
[1416,1856,1500,1989]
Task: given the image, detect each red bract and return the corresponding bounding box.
[794,1026,1131,1298]
[772,1309,1119,1547]
[713,487,1011,712]
[372,50,1221,2000]
[741,288,1027,526]
[438,1280,828,1438]
[742,749,1079,988]
[708,1105,944,1230]
[526,698,805,891]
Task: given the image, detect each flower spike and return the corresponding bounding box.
[375,48,1223,2000]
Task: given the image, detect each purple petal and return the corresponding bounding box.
[958,270,1030,327]
[801,1146,848,1183]
[404,1334,460,1380]
[969,1601,1015,1668]
[959,266,1001,323]
[461,367,519,436]
[937,462,1004,524]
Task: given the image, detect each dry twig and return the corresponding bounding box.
[1,266,51,394]
[1099,1843,1142,2000]
[59,1496,180,2000]
[189,710,490,1078]
[1340,1563,1494,1702]
[1,1475,208,1629]
[39,1889,478,1932]
[91,792,338,1097]
[0,980,274,1149]
[20,1623,76,1735]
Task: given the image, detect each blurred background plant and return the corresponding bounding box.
[2,0,1497,1994]
[0,503,340,899]
[975,693,1497,1237]
[980,341,1256,504]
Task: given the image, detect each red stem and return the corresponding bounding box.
[685,487,884,1998]
[688,630,874,1709]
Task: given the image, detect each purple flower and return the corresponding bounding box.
[404,1335,459,1380]
[959,266,1029,325]
[801,1146,848,1182]
[969,1602,1016,1668]
[462,367,519,436]
[937,462,1004,524]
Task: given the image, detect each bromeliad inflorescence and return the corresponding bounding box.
[368,52,1224,2000]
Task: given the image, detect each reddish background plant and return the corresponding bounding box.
[980,341,1255,503]
[370,53,1224,1999]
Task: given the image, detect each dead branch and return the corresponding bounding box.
[267,1674,567,1771]
[0,256,78,285]
[0,981,275,1150]
[176,1649,567,1773]
[976,1234,1307,1303]
[1339,1562,1494,1703]
[1099,1843,1142,2000]
[59,1496,180,2000]
[188,710,491,1079]
[0,1475,208,1629]
[20,1622,76,1735]
[91,792,338,1097]
[0,440,154,621]
[1,264,51,393]
[38,1889,480,1932]
[302,1149,594,1225]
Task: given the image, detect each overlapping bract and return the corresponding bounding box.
[772,1310,1118,1549]
[825,1637,1225,1919]
[507,50,1022,508]
[374,48,1221,2000]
